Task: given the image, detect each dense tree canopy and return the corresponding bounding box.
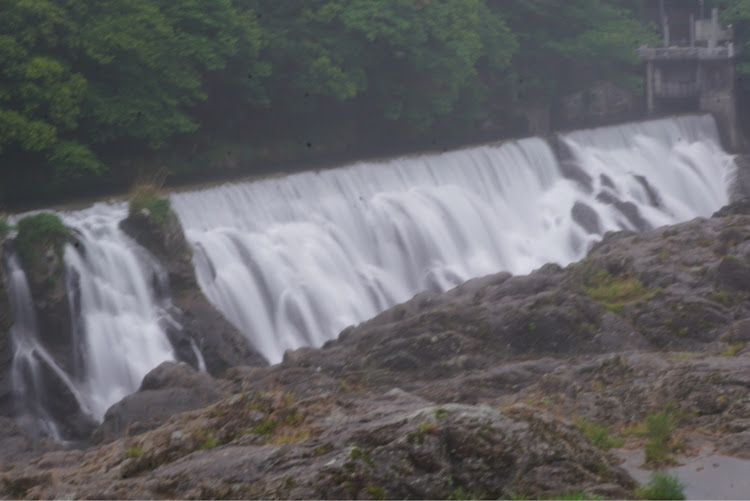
[0,0,669,206]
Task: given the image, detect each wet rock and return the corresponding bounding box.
[120,202,267,373]
[572,201,602,234]
[92,362,226,444]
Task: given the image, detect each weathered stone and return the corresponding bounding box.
[92,362,226,444]
[120,205,267,374]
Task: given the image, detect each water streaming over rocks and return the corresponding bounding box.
[2,115,738,436]
[171,115,735,363]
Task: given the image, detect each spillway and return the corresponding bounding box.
[170,114,735,363]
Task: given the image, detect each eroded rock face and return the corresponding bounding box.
[120,205,267,374]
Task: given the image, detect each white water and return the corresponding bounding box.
[3,115,736,434]
[171,115,736,364]
[5,254,84,439]
[61,204,176,420]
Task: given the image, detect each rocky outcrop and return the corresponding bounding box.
[8,200,750,497]
[120,202,267,373]
[92,362,227,445]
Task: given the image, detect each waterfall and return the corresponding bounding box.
[5,254,85,440]
[2,114,736,437]
[171,115,735,363]
[60,204,176,421]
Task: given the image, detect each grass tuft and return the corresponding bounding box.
[635,472,686,500]
[129,185,170,227]
[577,420,624,450]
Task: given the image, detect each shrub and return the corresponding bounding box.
[15,213,69,268]
[129,186,170,227]
[635,472,686,500]
[644,411,675,465]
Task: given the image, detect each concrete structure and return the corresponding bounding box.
[639,7,743,151]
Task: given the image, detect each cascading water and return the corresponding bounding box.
[171,115,736,364]
[60,204,176,421]
[5,254,85,440]
[2,114,737,438]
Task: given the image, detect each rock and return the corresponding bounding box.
[91,362,226,444]
[120,202,267,374]
[0,245,15,417]
[572,201,602,234]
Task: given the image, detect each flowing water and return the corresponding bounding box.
[171,115,735,363]
[3,114,738,432]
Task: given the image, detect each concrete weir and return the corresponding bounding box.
[639,6,743,152]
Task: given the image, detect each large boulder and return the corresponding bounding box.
[92,361,226,445]
[120,192,267,373]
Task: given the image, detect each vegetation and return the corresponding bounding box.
[643,411,681,465]
[15,213,69,268]
[0,219,10,237]
[129,187,171,227]
[721,341,746,356]
[0,0,658,206]
[635,472,686,500]
[125,445,144,459]
[577,420,624,450]
[583,269,649,313]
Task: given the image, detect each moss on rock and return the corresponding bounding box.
[15,213,69,271]
[128,186,170,227]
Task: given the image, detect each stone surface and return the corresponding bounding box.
[92,362,227,445]
[120,204,267,374]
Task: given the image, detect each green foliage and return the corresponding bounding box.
[578,420,624,450]
[129,187,170,227]
[15,212,69,268]
[0,0,660,203]
[635,472,686,500]
[0,219,10,237]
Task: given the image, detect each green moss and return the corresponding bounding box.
[710,290,731,306]
[583,270,649,312]
[129,186,171,226]
[721,342,746,357]
[365,484,387,500]
[125,445,144,459]
[15,213,69,268]
[251,418,277,435]
[635,472,686,500]
[197,430,218,450]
